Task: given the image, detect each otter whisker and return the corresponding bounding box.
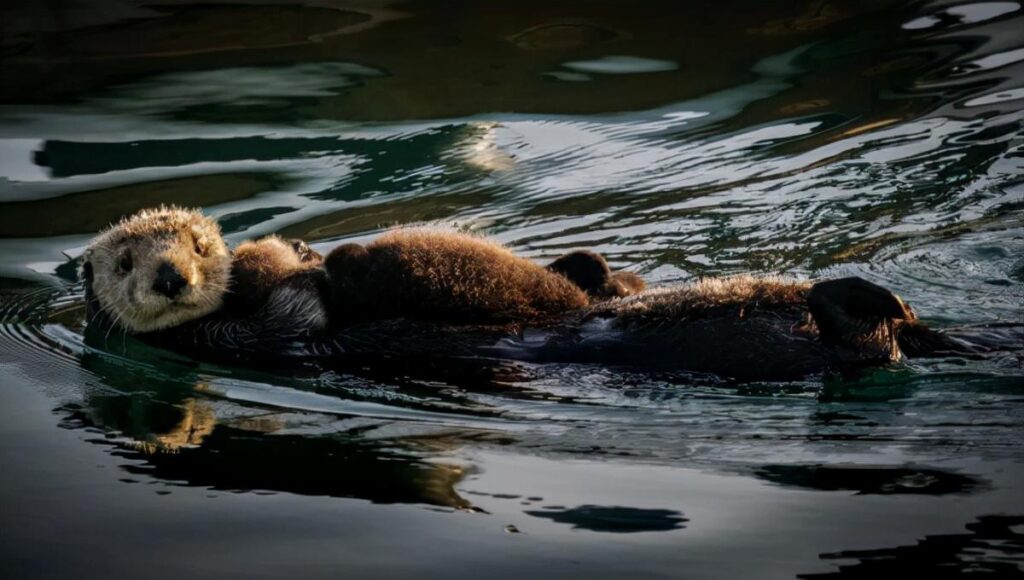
[104,309,124,346]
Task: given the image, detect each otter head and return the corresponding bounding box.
[82,207,231,333]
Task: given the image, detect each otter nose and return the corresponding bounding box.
[153,262,188,299]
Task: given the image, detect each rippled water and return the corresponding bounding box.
[1,1,1023,578]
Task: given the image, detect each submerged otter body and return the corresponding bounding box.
[83,208,1021,382]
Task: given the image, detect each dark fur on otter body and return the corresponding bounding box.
[83,208,1022,381]
[225,236,326,317]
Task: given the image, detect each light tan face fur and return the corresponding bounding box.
[83,207,231,333]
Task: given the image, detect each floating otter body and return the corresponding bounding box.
[83,208,1020,381]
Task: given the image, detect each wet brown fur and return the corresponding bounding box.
[85,209,1020,379]
[607,272,647,298]
[90,210,804,334]
[590,275,813,321]
[326,228,590,325]
[226,236,323,316]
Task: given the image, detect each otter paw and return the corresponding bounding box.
[607,271,646,298]
[287,239,322,263]
[548,250,611,294]
[548,250,645,298]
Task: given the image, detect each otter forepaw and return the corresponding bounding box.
[548,250,645,298]
[286,239,322,264]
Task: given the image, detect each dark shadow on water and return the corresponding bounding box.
[799,515,1024,579]
[525,505,687,533]
[754,464,985,495]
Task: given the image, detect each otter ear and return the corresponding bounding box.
[190,224,211,255]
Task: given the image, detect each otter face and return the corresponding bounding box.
[83,207,231,333]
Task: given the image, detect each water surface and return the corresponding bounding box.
[1,1,1023,578]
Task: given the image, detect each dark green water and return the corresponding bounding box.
[1,1,1023,578]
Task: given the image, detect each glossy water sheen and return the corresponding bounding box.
[1,1,1023,578]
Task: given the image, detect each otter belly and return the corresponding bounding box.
[123,295,865,381]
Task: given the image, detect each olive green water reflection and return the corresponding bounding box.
[1,1,1023,578]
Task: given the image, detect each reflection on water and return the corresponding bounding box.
[60,405,471,507]
[753,464,984,495]
[1,0,1023,578]
[800,515,1024,578]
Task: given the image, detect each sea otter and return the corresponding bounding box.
[82,207,1021,381]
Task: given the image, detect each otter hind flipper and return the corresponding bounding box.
[809,277,914,324]
[807,277,912,362]
[809,278,1021,361]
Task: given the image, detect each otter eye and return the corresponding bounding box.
[119,251,133,273]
